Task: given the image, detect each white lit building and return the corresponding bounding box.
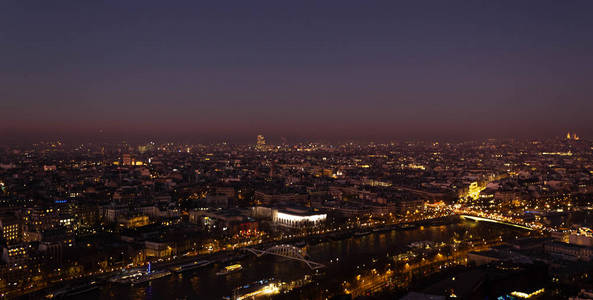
[272,209,326,228]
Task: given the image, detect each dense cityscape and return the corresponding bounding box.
[0,134,592,299]
[4,1,593,299]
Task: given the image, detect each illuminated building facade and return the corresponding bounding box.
[118,215,149,228]
[272,209,326,228]
[24,206,75,232]
[1,243,32,265]
[144,240,172,258]
[0,217,22,243]
[467,182,483,200]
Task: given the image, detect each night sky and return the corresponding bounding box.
[2,1,593,143]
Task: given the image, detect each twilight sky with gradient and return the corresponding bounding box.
[1,1,593,143]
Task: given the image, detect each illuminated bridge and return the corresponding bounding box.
[242,245,326,270]
[460,215,533,230]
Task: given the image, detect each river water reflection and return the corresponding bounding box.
[77,218,529,300]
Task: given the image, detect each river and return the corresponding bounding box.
[73,217,530,299]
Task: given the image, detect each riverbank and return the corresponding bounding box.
[59,216,531,300]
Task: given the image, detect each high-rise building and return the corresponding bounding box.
[256,135,266,150]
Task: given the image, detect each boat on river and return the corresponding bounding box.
[109,263,171,285]
[130,269,171,285]
[216,264,243,276]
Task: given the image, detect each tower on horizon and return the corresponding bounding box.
[256,134,266,150]
[567,132,580,140]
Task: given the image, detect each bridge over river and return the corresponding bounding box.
[242,244,326,270]
[460,214,533,230]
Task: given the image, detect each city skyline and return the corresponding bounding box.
[1,136,592,299]
[2,2,593,298]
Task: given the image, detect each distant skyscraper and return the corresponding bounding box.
[256,135,266,150]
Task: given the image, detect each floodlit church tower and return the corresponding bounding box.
[567,132,581,141]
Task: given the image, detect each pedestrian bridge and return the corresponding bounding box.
[242,244,326,270]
